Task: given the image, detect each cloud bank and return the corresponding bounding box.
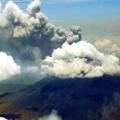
[41,41,120,78]
[94,39,120,56]
[0,52,21,80]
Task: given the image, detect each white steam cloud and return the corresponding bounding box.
[41,41,120,78]
[0,52,21,80]
[38,110,62,120]
[0,117,8,120]
[27,0,42,15]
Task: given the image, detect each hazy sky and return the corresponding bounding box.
[41,0,120,38]
[42,0,120,23]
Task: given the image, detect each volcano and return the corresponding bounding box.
[0,76,120,120]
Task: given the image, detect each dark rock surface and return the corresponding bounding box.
[0,75,120,120]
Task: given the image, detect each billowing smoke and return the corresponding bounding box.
[0,0,119,81]
[0,0,81,60]
[0,52,21,80]
[27,0,42,15]
[41,41,120,78]
[38,110,62,120]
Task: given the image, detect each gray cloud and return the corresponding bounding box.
[0,0,81,61]
[0,0,82,82]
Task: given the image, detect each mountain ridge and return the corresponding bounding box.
[0,75,120,120]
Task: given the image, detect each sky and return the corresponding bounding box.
[3,0,120,23]
[42,0,120,23]
[42,0,120,38]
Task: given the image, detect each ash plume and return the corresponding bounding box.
[0,0,119,80]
